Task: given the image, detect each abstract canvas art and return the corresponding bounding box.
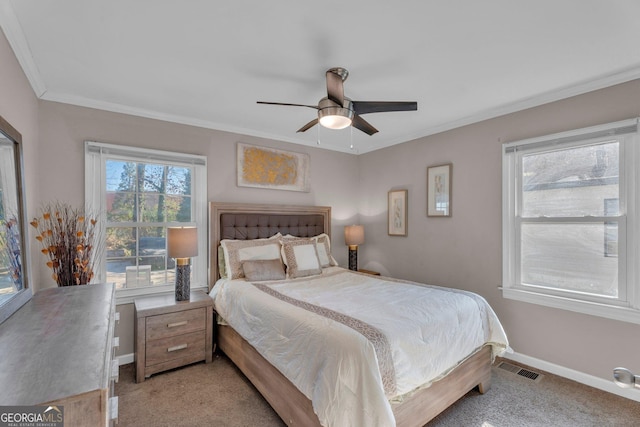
[237,143,310,192]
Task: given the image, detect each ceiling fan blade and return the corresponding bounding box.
[352,101,417,115]
[352,115,379,136]
[257,101,318,110]
[296,118,319,133]
[326,70,344,107]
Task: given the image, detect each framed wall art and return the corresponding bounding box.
[237,142,310,192]
[388,189,408,236]
[427,163,452,217]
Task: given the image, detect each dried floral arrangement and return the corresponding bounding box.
[31,202,101,286]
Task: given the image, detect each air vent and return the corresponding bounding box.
[497,362,543,382]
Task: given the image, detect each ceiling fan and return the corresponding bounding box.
[257,67,417,136]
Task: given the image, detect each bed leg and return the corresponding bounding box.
[477,377,492,394]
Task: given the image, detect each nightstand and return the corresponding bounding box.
[358,269,380,276]
[134,290,213,383]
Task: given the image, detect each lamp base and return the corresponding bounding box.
[348,247,358,271]
[175,263,191,301]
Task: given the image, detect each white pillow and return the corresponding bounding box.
[218,245,228,278]
[312,233,338,267]
[281,239,322,279]
[220,234,282,280]
[281,233,337,268]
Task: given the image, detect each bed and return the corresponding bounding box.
[208,202,508,427]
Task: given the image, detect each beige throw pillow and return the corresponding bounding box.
[242,259,286,281]
[281,239,322,278]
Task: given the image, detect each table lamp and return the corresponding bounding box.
[168,227,198,301]
[344,225,364,271]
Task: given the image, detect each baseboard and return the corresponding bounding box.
[506,352,640,402]
[117,353,134,366]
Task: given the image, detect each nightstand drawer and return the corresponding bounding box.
[146,307,206,340]
[146,330,206,366]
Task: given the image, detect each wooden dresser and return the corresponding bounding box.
[134,290,213,383]
[0,283,119,426]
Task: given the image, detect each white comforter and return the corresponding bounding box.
[210,267,508,427]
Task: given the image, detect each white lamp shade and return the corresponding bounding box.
[344,225,365,246]
[168,227,198,258]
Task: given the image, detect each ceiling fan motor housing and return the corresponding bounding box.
[327,67,349,82]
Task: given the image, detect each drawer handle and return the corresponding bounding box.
[168,344,188,352]
[167,320,188,328]
[111,359,119,382]
[109,396,118,421]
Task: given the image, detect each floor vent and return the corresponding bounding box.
[497,362,544,382]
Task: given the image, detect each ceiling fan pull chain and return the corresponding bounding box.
[317,124,321,145]
[350,125,354,150]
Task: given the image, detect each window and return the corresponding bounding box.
[502,118,640,324]
[85,142,207,302]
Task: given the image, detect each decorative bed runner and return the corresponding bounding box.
[252,282,397,395]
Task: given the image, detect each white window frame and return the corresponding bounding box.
[85,141,207,304]
[502,118,640,324]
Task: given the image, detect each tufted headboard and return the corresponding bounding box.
[209,202,331,289]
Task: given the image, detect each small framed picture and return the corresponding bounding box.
[388,189,408,236]
[427,163,452,217]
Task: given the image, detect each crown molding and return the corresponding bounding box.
[0,1,47,97]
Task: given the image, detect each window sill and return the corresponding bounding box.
[502,287,640,325]
[115,283,209,305]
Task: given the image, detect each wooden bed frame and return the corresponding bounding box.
[209,202,493,427]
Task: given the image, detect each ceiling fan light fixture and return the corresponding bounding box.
[319,107,354,129]
[258,68,416,136]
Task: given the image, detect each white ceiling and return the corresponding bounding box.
[2,1,640,154]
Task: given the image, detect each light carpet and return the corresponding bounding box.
[115,354,640,426]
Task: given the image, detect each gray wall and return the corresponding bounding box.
[37,100,360,284]
[36,100,360,356]
[357,80,640,384]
